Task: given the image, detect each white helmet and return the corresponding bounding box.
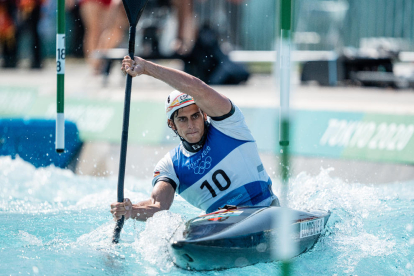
[165,90,195,119]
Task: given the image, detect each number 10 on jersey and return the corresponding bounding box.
[200,170,231,197]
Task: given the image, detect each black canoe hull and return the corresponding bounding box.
[168,206,331,270]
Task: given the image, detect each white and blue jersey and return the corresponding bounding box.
[152,104,276,213]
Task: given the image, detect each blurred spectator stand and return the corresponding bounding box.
[96,0,250,86]
[0,0,44,68]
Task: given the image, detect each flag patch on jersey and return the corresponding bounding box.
[153,171,160,177]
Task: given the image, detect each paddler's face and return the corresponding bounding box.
[169,104,207,143]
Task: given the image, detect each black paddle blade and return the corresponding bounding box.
[122,0,149,26]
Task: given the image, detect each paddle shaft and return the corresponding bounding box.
[112,25,136,244]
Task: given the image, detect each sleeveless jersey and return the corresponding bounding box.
[152,105,275,213]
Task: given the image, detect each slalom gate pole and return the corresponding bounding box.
[279,0,291,147]
[112,0,149,244]
[56,0,65,153]
[278,0,295,275]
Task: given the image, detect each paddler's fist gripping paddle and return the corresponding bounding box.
[112,0,149,244]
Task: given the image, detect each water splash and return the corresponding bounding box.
[133,210,186,273]
[285,167,406,274]
[19,231,43,246]
[0,156,150,213]
[1,157,413,275]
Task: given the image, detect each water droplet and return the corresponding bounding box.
[256,243,267,252]
[234,257,249,267]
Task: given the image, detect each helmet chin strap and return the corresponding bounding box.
[173,120,210,153]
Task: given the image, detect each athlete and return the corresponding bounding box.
[110,55,279,221]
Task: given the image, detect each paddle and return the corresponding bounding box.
[112,0,149,244]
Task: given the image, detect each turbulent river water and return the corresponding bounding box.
[1,156,413,275]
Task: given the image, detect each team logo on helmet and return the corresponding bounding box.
[166,94,194,112]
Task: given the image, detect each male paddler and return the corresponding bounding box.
[110,55,280,221]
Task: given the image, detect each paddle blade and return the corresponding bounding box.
[122,0,149,26]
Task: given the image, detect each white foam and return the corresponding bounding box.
[19,230,43,246]
[280,167,402,273]
[0,156,152,213]
[2,157,414,275]
[133,210,185,273]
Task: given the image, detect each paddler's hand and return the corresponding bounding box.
[110,198,132,221]
[121,56,145,78]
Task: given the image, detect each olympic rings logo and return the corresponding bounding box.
[193,156,212,174]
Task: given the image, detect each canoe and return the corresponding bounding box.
[168,205,331,270]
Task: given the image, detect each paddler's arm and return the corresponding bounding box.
[121,56,231,117]
[110,181,175,221]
